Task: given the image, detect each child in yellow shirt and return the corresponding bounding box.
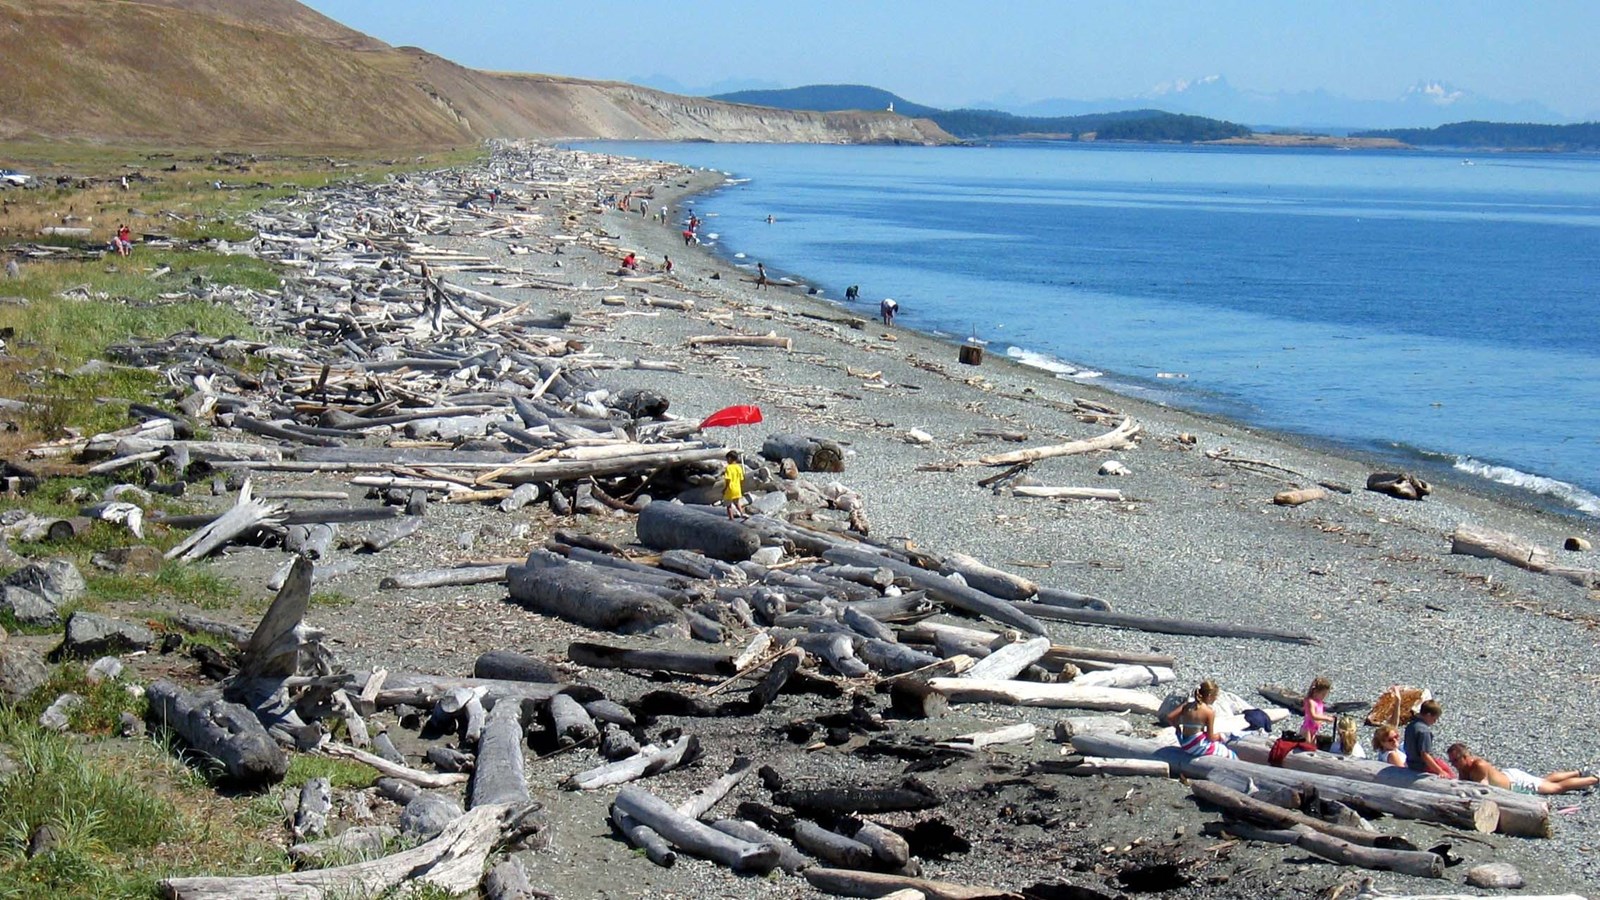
[722,450,747,520]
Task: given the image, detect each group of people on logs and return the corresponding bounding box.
[1166,677,1599,796]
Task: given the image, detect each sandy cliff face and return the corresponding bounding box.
[0,0,950,149]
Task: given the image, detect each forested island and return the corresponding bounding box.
[1354,120,1600,150]
[714,84,1251,143]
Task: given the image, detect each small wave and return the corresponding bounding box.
[1453,457,1600,516]
[1006,346,1078,376]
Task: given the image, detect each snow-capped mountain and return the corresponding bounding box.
[997,76,1570,131]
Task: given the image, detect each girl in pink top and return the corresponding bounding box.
[1299,675,1335,741]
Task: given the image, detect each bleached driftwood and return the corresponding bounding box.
[1013,485,1126,502]
[166,480,285,561]
[970,418,1140,467]
[926,678,1161,714]
[1449,525,1600,588]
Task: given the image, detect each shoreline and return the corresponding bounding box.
[595,147,1600,527]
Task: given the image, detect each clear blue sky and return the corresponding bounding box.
[301,1,1599,116]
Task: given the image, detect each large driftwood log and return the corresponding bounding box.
[1009,602,1316,645]
[1228,738,1549,838]
[803,868,1023,900]
[473,649,559,683]
[379,564,509,590]
[1209,818,1443,879]
[237,556,317,681]
[613,785,780,874]
[1069,733,1499,833]
[1071,665,1176,689]
[1190,779,1417,850]
[161,803,526,899]
[823,546,1045,635]
[938,552,1037,601]
[707,819,807,874]
[568,641,736,677]
[636,501,760,562]
[508,550,687,637]
[971,419,1140,467]
[760,433,846,473]
[147,680,288,788]
[1012,485,1126,502]
[774,778,941,815]
[469,701,529,808]
[927,678,1161,714]
[688,333,793,351]
[677,758,753,820]
[1449,525,1600,588]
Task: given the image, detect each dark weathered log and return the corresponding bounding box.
[1190,780,1416,850]
[372,730,407,766]
[636,501,760,562]
[841,607,898,643]
[804,868,1022,900]
[426,746,474,774]
[707,819,807,874]
[600,725,641,761]
[774,778,941,816]
[613,785,780,874]
[564,736,701,791]
[583,698,636,728]
[1032,586,1113,612]
[546,693,597,748]
[508,551,687,638]
[760,434,846,473]
[824,546,1045,635]
[567,641,735,676]
[750,647,807,711]
[147,679,288,788]
[473,649,560,684]
[470,701,529,809]
[889,678,950,719]
[658,549,737,581]
[793,820,876,869]
[1010,602,1316,645]
[379,564,508,590]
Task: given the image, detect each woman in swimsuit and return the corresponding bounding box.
[1372,724,1406,767]
[1165,679,1234,758]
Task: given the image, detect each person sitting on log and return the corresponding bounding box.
[721,450,747,521]
[1403,699,1454,777]
[1372,724,1406,767]
[1165,678,1234,758]
[1328,715,1367,759]
[1446,743,1598,796]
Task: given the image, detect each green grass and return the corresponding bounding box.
[14,664,145,737]
[284,754,376,791]
[309,591,353,610]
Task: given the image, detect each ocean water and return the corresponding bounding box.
[569,141,1600,517]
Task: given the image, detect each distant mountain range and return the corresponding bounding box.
[710,84,1250,143]
[986,76,1572,131]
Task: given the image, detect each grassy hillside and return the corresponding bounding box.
[0,0,949,149]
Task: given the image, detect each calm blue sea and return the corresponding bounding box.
[570,141,1600,517]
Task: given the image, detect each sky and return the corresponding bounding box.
[300,1,1600,117]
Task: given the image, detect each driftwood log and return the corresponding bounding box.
[927,678,1161,714]
[1449,525,1600,588]
[508,550,687,637]
[803,868,1022,900]
[613,785,780,874]
[760,433,846,473]
[146,679,288,788]
[636,501,760,561]
[971,418,1140,467]
[823,546,1045,635]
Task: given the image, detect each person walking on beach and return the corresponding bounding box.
[1165,678,1234,758]
[721,450,747,520]
[880,297,899,326]
[755,262,768,289]
[1447,743,1598,795]
[1404,700,1454,777]
[659,206,668,224]
[663,255,673,275]
[845,285,859,303]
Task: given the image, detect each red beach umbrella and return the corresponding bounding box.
[699,405,763,430]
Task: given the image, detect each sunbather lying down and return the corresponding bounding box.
[1447,743,1599,795]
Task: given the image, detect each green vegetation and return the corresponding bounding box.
[1352,120,1600,150]
[710,84,1251,142]
[284,754,377,791]
[14,664,146,736]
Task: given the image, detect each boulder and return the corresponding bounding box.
[0,645,50,705]
[3,559,86,606]
[0,585,59,628]
[1466,862,1524,889]
[61,612,155,658]
[398,792,463,840]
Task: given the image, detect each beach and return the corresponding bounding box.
[106,144,1600,897]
